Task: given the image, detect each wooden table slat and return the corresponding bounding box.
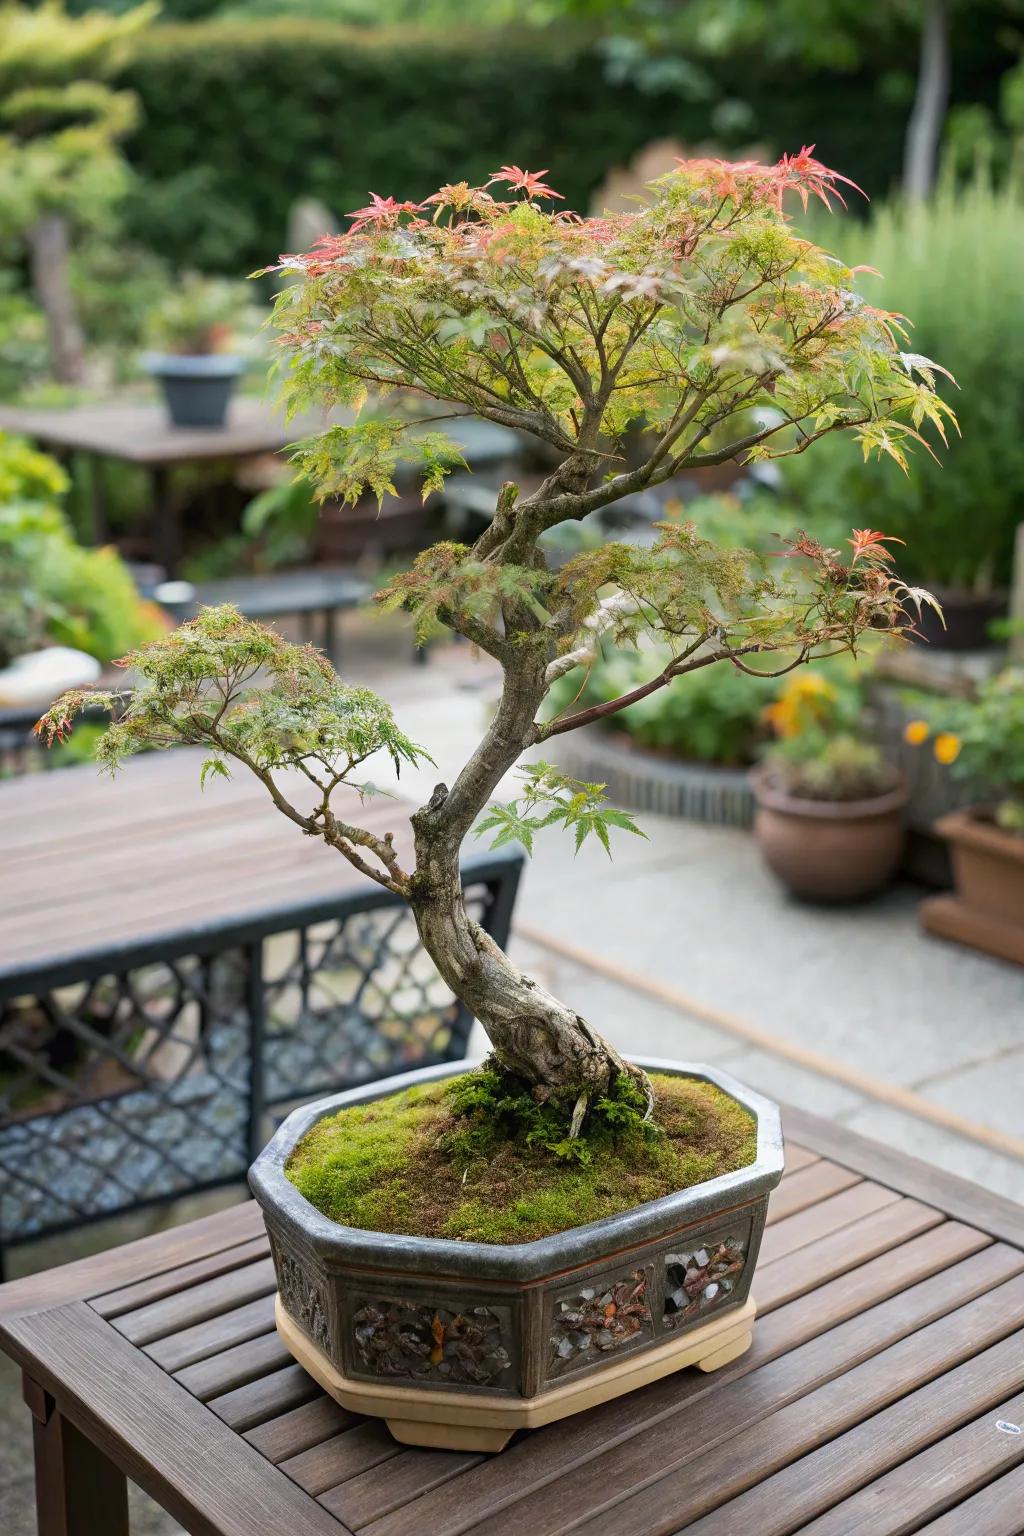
[281,1423,398,1497]
[918,1461,1024,1536]
[0,757,415,977]
[208,1361,321,1433]
[328,1447,483,1531]
[145,1293,277,1373]
[777,1142,819,1174]
[356,1233,1018,1536]
[758,1181,900,1265]
[565,1284,1024,1536]
[175,1329,292,1401]
[677,1339,1024,1536]
[0,1199,263,1323]
[91,1235,269,1320]
[111,1257,276,1347]
[754,1196,944,1314]
[0,1301,349,1536]
[783,1103,1024,1250]
[243,1396,359,1464]
[765,1160,861,1224]
[795,1387,1024,1535]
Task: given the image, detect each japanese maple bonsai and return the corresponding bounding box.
[40,153,952,1447]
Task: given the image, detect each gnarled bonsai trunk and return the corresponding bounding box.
[408,645,642,1106]
[410,839,633,1101]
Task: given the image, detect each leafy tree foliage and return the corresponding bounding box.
[43,153,955,1115]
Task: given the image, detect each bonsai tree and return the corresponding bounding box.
[40,152,953,1132]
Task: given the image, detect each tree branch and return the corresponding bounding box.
[536,640,804,740]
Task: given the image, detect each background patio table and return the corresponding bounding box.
[0,752,522,1272]
[1,1109,1022,1535]
[0,398,308,576]
[0,401,526,577]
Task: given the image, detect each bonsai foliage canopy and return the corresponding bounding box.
[42,151,955,1124]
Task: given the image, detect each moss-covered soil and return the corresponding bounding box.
[285,1069,757,1245]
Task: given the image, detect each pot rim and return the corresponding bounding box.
[249,1056,784,1282]
[935,805,1024,863]
[749,765,908,821]
[140,351,247,378]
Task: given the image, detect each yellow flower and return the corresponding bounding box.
[766,672,837,738]
[904,719,930,746]
[934,732,961,766]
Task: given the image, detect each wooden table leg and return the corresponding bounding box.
[83,454,110,546]
[322,605,338,663]
[24,1373,129,1536]
[152,464,179,579]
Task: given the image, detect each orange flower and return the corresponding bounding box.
[934,732,961,766]
[904,719,930,746]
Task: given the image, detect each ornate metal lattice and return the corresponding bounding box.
[0,862,520,1270]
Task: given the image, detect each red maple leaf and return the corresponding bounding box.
[848,528,905,564]
[346,193,424,232]
[485,165,563,201]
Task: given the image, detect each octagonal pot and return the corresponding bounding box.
[249,1056,784,1451]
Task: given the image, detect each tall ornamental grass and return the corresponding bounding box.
[780,173,1024,592]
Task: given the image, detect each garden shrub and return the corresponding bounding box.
[114,19,911,274]
[0,434,165,667]
[777,173,1024,593]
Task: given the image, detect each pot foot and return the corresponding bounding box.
[386,1418,514,1452]
[694,1329,753,1372]
[276,1293,757,1452]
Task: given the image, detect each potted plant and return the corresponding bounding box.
[751,669,907,901]
[142,271,252,428]
[913,670,1024,964]
[547,641,779,826]
[40,153,951,1450]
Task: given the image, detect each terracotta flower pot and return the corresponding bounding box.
[750,768,908,903]
[921,808,1024,966]
[249,1057,783,1452]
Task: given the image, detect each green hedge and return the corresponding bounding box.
[116,20,914,274]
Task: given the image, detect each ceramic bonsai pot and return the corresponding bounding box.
[750,768,908,902]
[142,352,246,428]
[249,1056,784,1452]
[921,809,1024,966]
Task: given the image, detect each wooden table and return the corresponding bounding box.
[1,1109,1022,1535]
[0,399,321,576]
[0,401,526,578]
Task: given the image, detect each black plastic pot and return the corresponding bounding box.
[912,586,1007,652]
[142,353,246,429]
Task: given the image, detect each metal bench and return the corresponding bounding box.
[0,754,523,1274]
[156,569,371,661]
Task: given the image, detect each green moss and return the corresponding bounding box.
[285,1070,758,1245]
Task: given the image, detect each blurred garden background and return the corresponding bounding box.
[2,0,1024,1266]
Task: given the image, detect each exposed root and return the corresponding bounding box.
[569,1090,590,1139]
